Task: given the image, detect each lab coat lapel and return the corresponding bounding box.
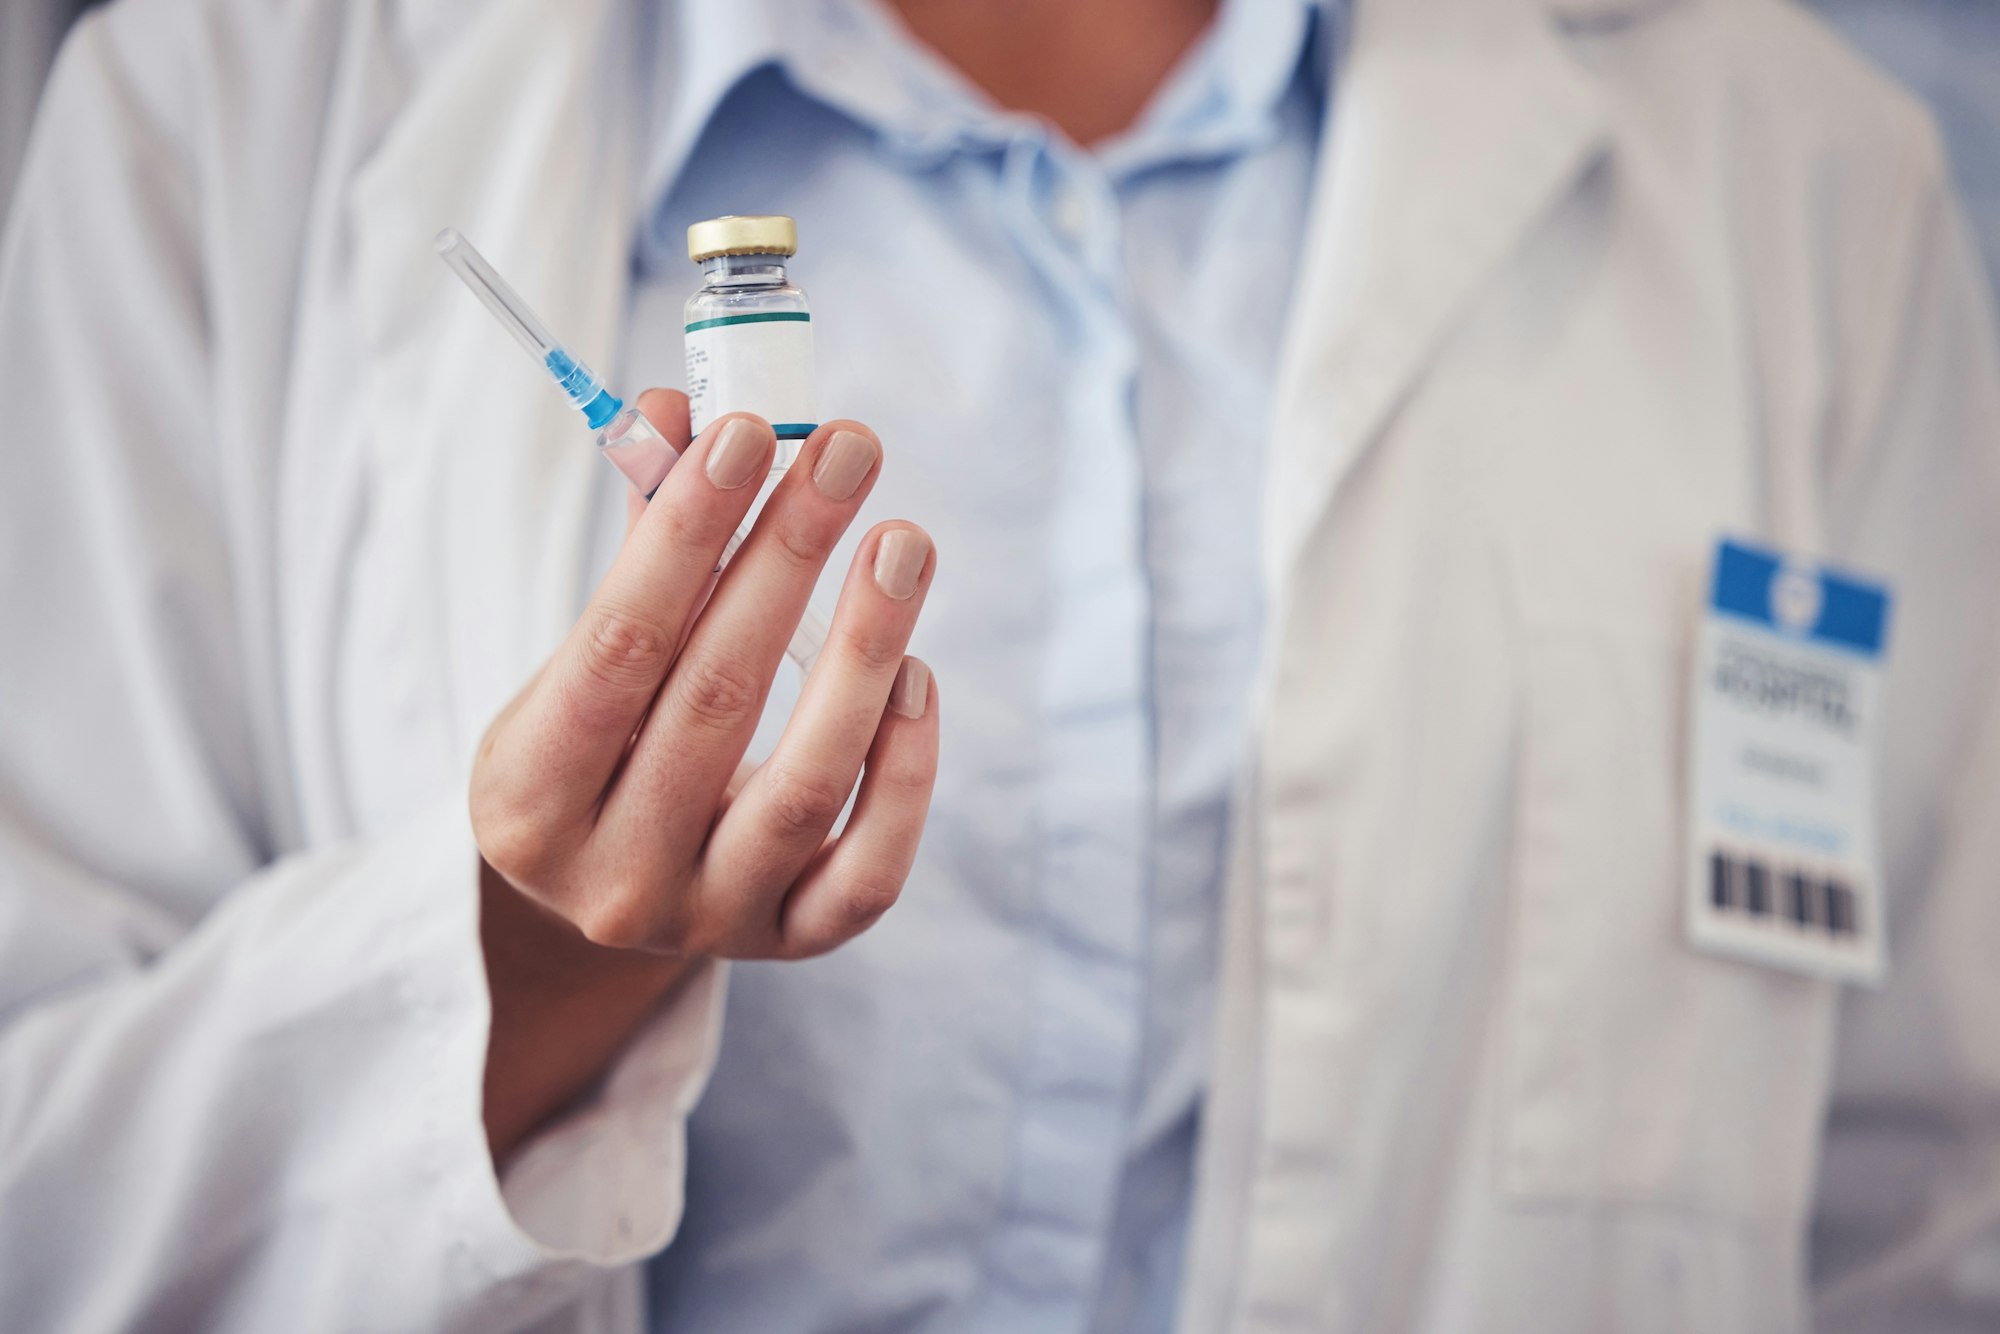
[1264,0,1611,585]
[348,0,642,764]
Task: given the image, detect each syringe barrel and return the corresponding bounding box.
[596,403,682,498]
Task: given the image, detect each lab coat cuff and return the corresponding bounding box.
[486,957,729,1263]
[403,821,728,1295]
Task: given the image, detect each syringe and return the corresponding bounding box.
[436,228,827,673]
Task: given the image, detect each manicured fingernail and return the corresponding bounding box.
[892,657,929,719]
[873,529,929,600]
[813,429,878,501]
[704,418,765,490]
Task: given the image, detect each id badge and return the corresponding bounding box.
[1685,538,1893,986]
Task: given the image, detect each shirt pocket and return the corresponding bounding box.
[1498,604,1841,1223]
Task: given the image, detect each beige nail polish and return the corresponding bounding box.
[873,529,929,600]
[813,429,879,501]
[704,418,765,490]
[892,657,930,719]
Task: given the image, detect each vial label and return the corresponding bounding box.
[685,312,817,465]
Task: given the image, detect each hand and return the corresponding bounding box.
[471,390,937,1155]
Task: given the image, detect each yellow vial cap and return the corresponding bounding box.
[687,214,798,262]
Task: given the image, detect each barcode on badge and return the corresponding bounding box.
[1706,849,1860,939]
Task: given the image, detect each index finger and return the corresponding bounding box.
[488,407,776,831]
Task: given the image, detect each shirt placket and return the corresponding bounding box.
[973,133,1157,1331]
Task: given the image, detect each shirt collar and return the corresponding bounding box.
[1099,0,1341,178]
[637,0,786,222]
[641,0,1344,213]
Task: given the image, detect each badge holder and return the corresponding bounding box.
[1685,538,1893,986]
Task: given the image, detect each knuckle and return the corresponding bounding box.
[474,722,506,770]
[871,744,937,797]
[760,765,851,841]
[659,511,725,567]
[832,864,905,936]
[577,604,678,694]
[836,623,906,675]
[676,906,734,960]
[472,808,553,886]
[670,653,764,733]
[770,517,827,572]
[575,889,659,952]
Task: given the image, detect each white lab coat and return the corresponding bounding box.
[2,0,1996,1330]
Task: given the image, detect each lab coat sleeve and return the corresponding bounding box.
[0,11,724,1331]
[1808,121,2000,1330]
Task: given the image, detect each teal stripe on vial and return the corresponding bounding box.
[684,311,812,333]
[772,423,817,439]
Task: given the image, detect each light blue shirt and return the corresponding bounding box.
[605,2,1335,1328]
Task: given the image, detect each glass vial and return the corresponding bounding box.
[684,214,817,471]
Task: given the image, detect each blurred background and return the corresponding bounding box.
[1809,0,2000,299]
[10,0,1999,302]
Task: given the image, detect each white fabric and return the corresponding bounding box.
[0,2,723,1329]
[0,0,81,222]
[0,0,1996,1331]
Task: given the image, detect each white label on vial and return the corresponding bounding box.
[685,313,817,453]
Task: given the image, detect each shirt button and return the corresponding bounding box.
[1050,181,1090,244]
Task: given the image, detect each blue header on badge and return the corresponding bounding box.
[1711,538,1890,658]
